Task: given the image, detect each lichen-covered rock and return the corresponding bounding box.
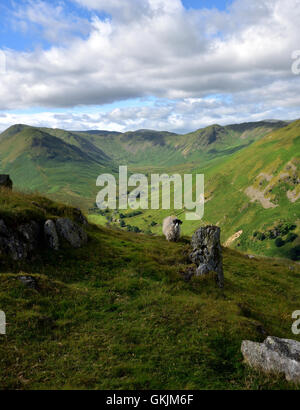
[190,225,224,287]
[44,220,59,250]
[241,336,300,384]
[56,218,87,248]
[0,175,13,190]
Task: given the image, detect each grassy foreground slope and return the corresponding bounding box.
[0,189,300,390]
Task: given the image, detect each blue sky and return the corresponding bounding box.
[0,0,231,51]
[0,0,299,133]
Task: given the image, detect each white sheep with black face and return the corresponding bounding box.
[162,216,183,242]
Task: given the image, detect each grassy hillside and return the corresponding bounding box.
[97,120,300,260]
[0,125,116,209]
[0,190,300,389]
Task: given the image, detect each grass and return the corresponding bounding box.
[0,190,300,390]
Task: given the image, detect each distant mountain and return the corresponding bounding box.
[76,120,287,167]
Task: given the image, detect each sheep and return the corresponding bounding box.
[162,215,183,242]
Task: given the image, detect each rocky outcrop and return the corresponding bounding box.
[0,175,13,190]
[18,221,40,251]
[190,225,224,287]
[0,219,40,260]
[0,217,88,260]
[73,208,88,226]
[241,336,300,384]
[56,218,87,248]
[44,220,59,250]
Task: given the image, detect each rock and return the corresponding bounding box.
[0,219,29,260]
[247,255,255,259]
[190,225,224,287]
[0,219,9,236]
[0,231,27,260]
[73,208,88,226]
[241,336,300,384]
[56,218,87,248]
[18,221,40,251]
[0,219,40,260]
[18,276,38,289]
[0,175,13,190]
[44,220,59,250]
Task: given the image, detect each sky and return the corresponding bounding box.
[0,0,299,133]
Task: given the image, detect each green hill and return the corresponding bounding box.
[77,120,287,167]
[0,189,299,389]
[0,125,116,208]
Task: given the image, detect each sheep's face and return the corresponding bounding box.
[173,218,182,233]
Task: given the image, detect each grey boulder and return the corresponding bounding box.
[241,336,300,384]
[56,218,87,248]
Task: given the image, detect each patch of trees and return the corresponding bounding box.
[126,225,141,233]
[119,210,143,218]
[253,223,297,242]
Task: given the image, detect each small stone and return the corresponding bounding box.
[18,276,38,289]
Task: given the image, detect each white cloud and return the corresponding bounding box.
[0,0,299,129]
[0,89,299,134]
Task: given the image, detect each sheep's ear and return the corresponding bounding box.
[178,220,183,225]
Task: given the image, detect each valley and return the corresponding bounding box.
[0,119,299,260]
